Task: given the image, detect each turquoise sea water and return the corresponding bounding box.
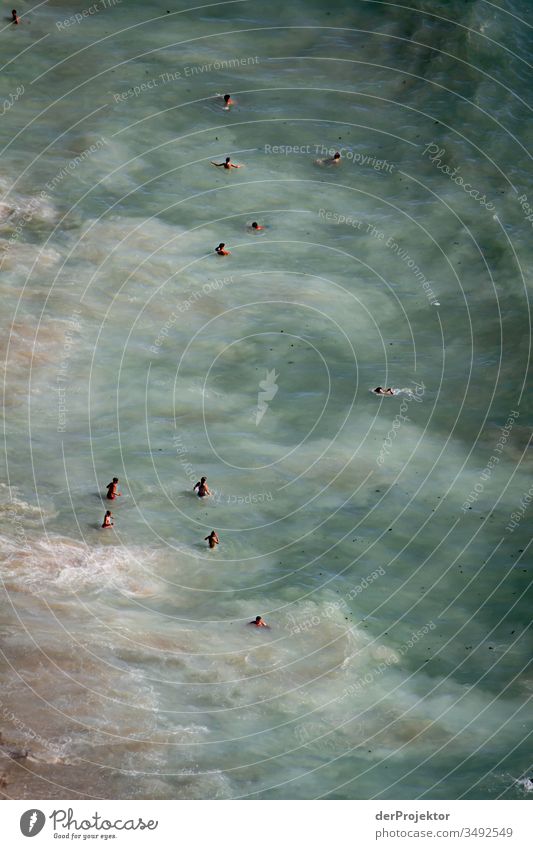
[0,0,531,799]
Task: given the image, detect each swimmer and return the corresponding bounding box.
[373,387,395,396]
[316,151,341,167]
[211,156,243,170]
[11,9,19,24]
[223,94,235,109]
[215,243,230,256]
[205,530,219,549]
[249,615,269,628]
[248,221,265,232]
[194,476,211,497]
[106,477,121,499]
[102,510,113,528]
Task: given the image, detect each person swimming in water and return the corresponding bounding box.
[248,221,265,231]
[223,94,235,109]
[373,387,395,396]
[11,9,20,24]
[215,243,230,256]
[211,156,243,170]
[249,615,269,628]
[106,477,121,499]
[316,151,341,166]
[194,476,211,497]
[205,530,219,549]
[102,510,113,528]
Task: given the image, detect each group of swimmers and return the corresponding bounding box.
[101,473,269,626]
[211,98,340,255]
[101,477,121,528]
[102,475,220,544]
[96,93,394,631]
[215,223,263,256]
[211,147,261,255]
[194,477,219,551]
[211,146,260,253]
[193,478,269,626]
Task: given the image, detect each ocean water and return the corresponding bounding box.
[0,0,531,800]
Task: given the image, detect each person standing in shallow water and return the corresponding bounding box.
[11,10,20,24]
[315,151,341,166]
[106,477,121,499]
[194,476,211,497]
[249,615,269,628]
[205,530,219,549]
[211,156,243,170]
[102,510,113,528]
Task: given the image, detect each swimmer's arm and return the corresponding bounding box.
[211,162,225,167]
[230,164,243,168]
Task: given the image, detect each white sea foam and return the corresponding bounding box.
[0,533,162,598]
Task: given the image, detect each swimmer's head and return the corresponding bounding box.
[216,244,225,250]
[105,510,111,517]
[225,156,231,163]
[374,387,382,393]
[112,477,119,483]
[224,94,231,104]
[255,616,262,622]
[334,152,340,160]
[252,222,259,229]
[201,476,207,483]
